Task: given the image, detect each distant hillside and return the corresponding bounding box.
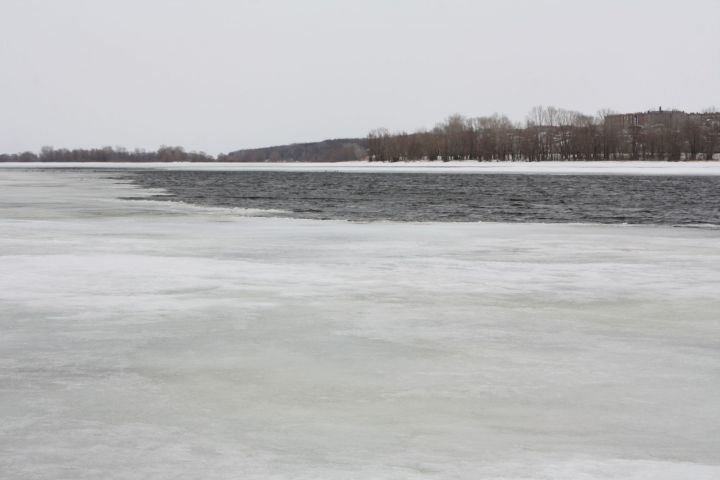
[220,138,368,163]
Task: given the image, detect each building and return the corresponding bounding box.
[605,108,720,130]
[604,108,687,130]
[688,111,720,128]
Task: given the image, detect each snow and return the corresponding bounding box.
[2,160,720,175]
[1,169,720,479]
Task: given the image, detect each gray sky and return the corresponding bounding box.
[1,0,719,155]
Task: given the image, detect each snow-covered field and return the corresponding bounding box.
[2,160,720,175]
[1,169,720,479]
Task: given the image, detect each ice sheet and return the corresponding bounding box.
[1,169,720,479]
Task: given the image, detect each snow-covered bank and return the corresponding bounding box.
[2,169,720,479]
[2,160,720,175]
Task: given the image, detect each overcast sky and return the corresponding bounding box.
[1,0,718,154]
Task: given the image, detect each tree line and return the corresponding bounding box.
[367,106,720,162]
[0,142,367,163]
[218,138,366,162]
[2,106,718,162]
[0,146,213,163]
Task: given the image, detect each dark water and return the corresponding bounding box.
[127,170,720,225]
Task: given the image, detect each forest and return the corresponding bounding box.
[1,106,718,162]
[368,106,720,162]
[0,146,213,163]
[0,141,367,163]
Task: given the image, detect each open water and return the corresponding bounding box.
[129,170,720,225]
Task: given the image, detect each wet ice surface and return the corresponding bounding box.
[1,169,720,479]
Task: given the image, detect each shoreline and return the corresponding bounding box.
[2,160,720,175]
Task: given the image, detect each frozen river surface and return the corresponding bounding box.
[1,169,720,479]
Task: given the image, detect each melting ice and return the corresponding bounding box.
[1,168,719,479]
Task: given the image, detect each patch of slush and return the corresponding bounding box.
[1,169,720,479]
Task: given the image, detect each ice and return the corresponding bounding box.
[1,169,720,479]
[2,159,720,175]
